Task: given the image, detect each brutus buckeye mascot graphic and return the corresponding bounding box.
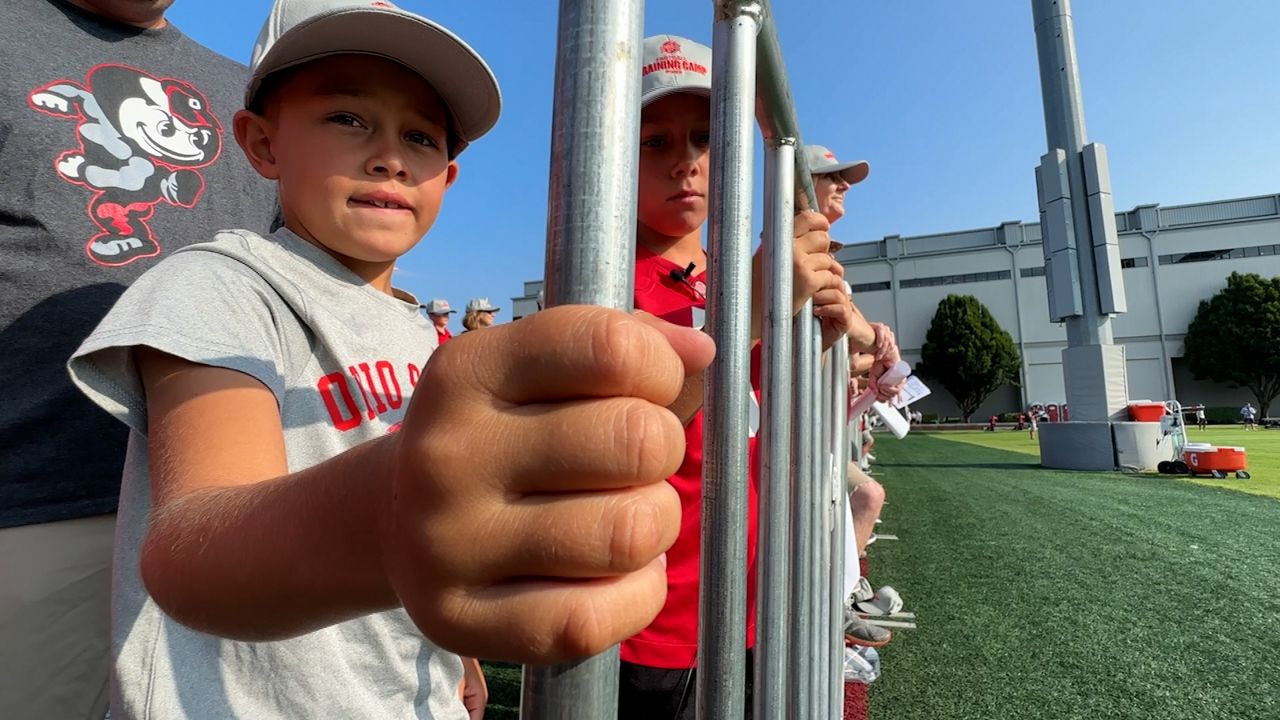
[29,64,223,267]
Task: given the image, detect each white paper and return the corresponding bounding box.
[892,375,932,408]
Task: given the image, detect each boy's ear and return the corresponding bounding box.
[443,161,459,189]
[233,109,280,181]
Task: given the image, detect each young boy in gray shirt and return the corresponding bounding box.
[68,0,712,717]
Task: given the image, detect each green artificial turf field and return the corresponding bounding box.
[867,432,1280,719]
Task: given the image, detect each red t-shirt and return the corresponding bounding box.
[621,245,762,669]
[436,327,452,345]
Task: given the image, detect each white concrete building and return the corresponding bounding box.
[512,193,1280,418]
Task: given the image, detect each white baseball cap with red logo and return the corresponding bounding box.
[245,0,501,157]
[804,144,870,186]
[641,35,712,107]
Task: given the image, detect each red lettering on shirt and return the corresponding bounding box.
[358,362,388,415]
[377,360,403,409]
[347,365,377,420]
[315,359,416,431]
[317,371,361,431]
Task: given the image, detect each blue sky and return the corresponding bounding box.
[169,0,1280,327]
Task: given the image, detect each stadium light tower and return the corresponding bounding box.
[1031,0,1131,469]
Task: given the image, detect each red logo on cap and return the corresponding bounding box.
[824,152,836,160]
[642,39,708,78]
[371,1,394,7]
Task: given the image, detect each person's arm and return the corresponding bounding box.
[842,301,876,352]
[460,657,488,720]
[134,307,715,664]
[136,346,399,640]
[849,351,876,377]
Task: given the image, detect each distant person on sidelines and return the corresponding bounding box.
[1241,402,1257,431]
[424,298,456,345]
[1196,405,1207,431]
[462,297,499,332]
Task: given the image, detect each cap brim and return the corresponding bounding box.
[814,160,870,186]
[641,85,711,108]
[246,9,500,154]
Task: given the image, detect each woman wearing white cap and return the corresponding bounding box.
[804,144,869,225]
[462,297,499,332]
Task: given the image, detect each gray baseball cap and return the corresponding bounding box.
[422,298,455,315]
[641,35,712,108]
[466,297,499,313]
[805,145,870,186]
[245,0,501,156]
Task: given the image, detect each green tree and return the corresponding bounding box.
[1183,272,1280,418]
[916,294,1022,422]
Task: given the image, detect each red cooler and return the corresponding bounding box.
[1127,402,1166,422]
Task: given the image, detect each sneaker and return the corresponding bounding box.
[843,617,892,648]
[848,576,874,605]
[843,645,880,683]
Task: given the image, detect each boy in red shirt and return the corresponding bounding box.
[423,298,455,344]
[618,35,860,719]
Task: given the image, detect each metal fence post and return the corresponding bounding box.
[810,336,831,719]
[699,2,763,718]
[787,302,816,720]
[754,138,796,720]
[829,336,852,717]
[520,0,644,716]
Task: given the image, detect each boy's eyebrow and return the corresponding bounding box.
[310,84,449,130]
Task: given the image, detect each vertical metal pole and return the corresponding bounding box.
[754,140,796,720]
[787,303,815,720]
[698,3,762,719]
[829,337,851,718]
[1031,0,1112,347]
[521,0,643,716]
[810,340,831,718]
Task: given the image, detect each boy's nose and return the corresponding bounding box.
[672,147,701,177]
[366,133,409,179]
[367,152,408,179]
